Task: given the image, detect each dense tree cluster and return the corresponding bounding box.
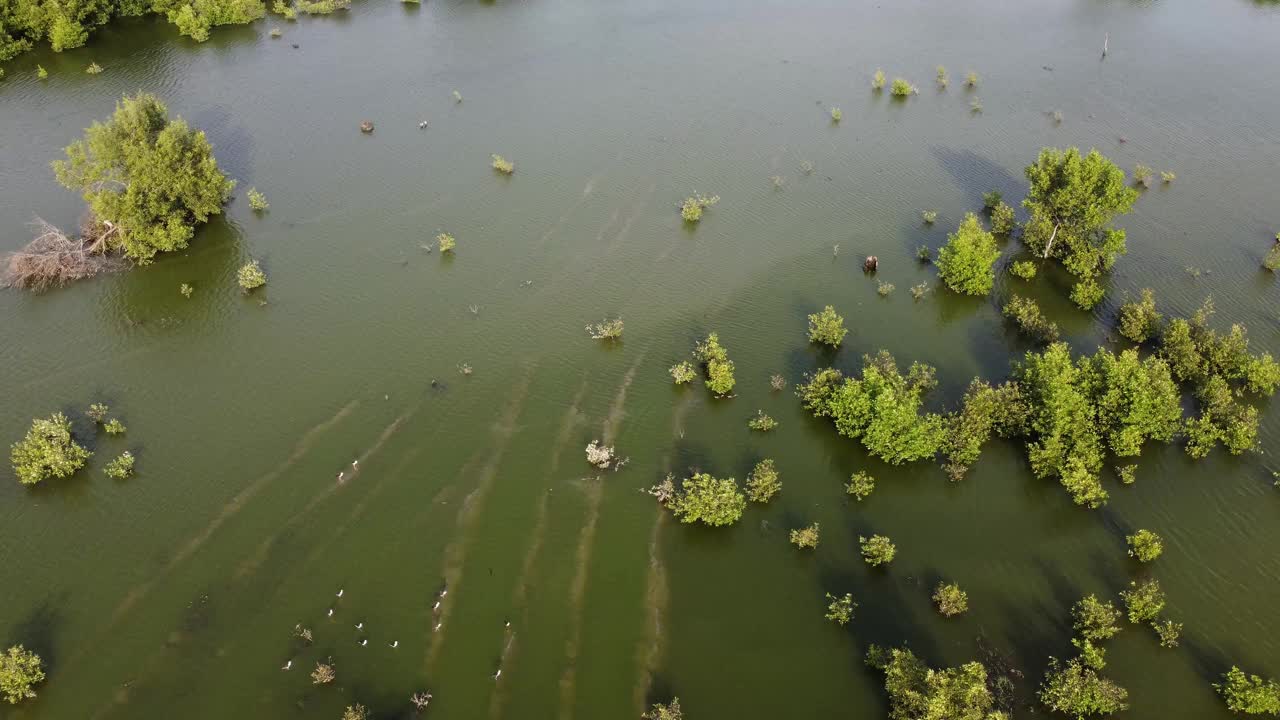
[1038,656,1129,718]
[0,0,342,62]
[865,645,1008,720]
[1020,148,1138,309]
[797,352,946,465]
[1215,667,1280,716]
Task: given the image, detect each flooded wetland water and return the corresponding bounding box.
[1,0,1279,718]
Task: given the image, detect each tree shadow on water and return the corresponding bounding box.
[929,146,1023,213]
[4,596,66,672]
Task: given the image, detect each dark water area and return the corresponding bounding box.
[1,1,1278,718]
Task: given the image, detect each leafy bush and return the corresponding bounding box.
[936,65,948,87]
[1126,529,1163,562]
[670,473,745,527]
[964,71,979,87]
[669,361,696,385]
[830,107,842,122]
[845,470,874,501]
[890,77,916,96]
[1264,241,1280,271]
[85,62,103,74]
[10,413,92,486]
[770,374,786,391]
[0,645,45,704]
[1118,289,1160,342]
[982,191,1002,210]
[247,187,268,211]
[103,418,125,435]
[910,283,928,300]
[180,283,194,298]
[932,582,969,616]
[341,704,369,720]
[990,201,1016,235]
[53,93,235,262]
[859,534,896,566]
[1116,464,1137,485]
[585,317,623,340]
[745,459,780,502]
[164,0,265,42]
[295,0,350,14]
[434,232,456,253]
[693,333,735,396]
[1161,170,1176,184]
[87,403,110,423]
[1038,657,1128,717]
[643,698,683,720]
[916,246,932,262]
[877,281,895,297]
[1003,296,1060,343]
[937,212,999,295]
[1073,595,1123,641]
[237,260,267,290]
[1120,579,1165,623]
[311,661,335,684]
[1132,164,1154,188]
[1070,278,1104,310]
[825,593,856,625]
[1215,666,1280,716]
[491,154,514,174]
[747,410,777,432]
[872,68,885,90]
[37,65,47,79]
[1153,619,1182,648]
[1010,260,1037,280]
[797,352,946,465]
[807,305,847,347]
[921,210,937,224]
[105,451,135,479]
[680,192,719,223]
[789,523,819,549]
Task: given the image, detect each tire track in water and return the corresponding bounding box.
[234,402,420,579]
[424,367,535,674]
[72,399,360,670]
[487,377,590,719]
[536,172,603,249]
[631,390,693,711]
[89,405,424,720]
[557,357,642,720]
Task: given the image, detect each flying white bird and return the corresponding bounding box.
[355,622,364,630]
[433,622,442,632]
[336,589,344,598]
[281,660,292,670]
[493,668,502,679]
[360,639,368,646]
[389,640,399,648]
[327,608,334,617]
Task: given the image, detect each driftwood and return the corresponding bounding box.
[360,120,374,133]
[863,255,879,272]
[2,216,124,291]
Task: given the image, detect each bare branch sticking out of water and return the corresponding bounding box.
[2,217,124,291]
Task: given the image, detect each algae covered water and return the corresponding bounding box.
[1,0,1279,718]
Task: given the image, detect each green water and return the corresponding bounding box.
[2,1,1279,718]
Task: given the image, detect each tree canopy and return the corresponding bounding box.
[0,645,44,705]
[10,412,92,486]
[1215,667,1280,716]
[53,92,234,263]
[866,645,1008,720]
[1021,148,1137,308]
[936,212,999,296]
[1038,656,1128,718]
[797,352,946,465]
[669,473,745,527]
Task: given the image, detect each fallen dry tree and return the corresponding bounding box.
[2,216,125,291]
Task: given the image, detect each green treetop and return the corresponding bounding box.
[10,413,92,486]
[936,212,999,296]
[53,92,235,263]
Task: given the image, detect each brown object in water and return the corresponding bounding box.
[864,255,879,272]
[360,120,374,133]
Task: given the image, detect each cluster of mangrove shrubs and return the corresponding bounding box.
[865,645,1013,720]
[0,0,348,61]
[797,306,1278,503]
[689,332,735,396]
[0,645,44,704]
[10,403,133,486]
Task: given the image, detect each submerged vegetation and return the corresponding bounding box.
[1003,296,1060,343]
[932,582,969,617]
[789,523,820,549]
[1215,667,1280,715]
[807,305,847,347]
[866,645,1004,719]
[744,459,780,502]
[747,410,778,432]
[859,534,896,565]
[680,192,719,223]
[237,260,267,290]
[825,593,855,625]
[845,470,874,501]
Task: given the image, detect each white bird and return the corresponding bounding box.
[432,600,441,611]
[327,608,334,617]
[440,589,448,598]
[360,639,368,646]
[433,622,442,632]
[390,640,399,648]
[281,660,292,670]
[352,459,359,468]
[336,589,344,598]
[418,121,428,129]
[337,471,344,481]
[504,620,511,628]
[493,668,502,679]
[356,622,364,630]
